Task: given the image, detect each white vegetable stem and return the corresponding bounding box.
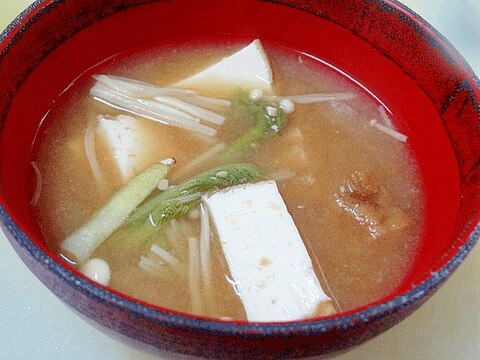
[91,75,231,137]
[199,204,213,309]
[190,95,231,108]
[138,255,165,275]
[61,160,173,263]
[30,161,42,206]
[91,83,217,137]
[84,120,103,184]
[369,119,408,142]
[94,75,195,98]
[286,92,357,103]
[266,92,357,104]
[154,96,225,125]
[174,142,227,179]
[188,236,204,314]
[150,244,182,272]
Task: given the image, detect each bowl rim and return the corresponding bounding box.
[1,0,479,337]
[0,0,44,45]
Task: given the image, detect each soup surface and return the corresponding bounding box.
[32,41,423,320]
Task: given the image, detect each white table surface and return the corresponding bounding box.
[1,1,479,359]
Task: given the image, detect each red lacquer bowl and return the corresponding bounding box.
[0,0,479,358]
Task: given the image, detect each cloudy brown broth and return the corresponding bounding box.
[32,43,423,319]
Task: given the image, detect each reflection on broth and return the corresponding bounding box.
[31,40,423,321]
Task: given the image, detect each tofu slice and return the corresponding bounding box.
[174,39,273,93]
[96,115,159,182]
[202,181,334,322]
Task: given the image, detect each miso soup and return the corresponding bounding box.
[31,40,423,321]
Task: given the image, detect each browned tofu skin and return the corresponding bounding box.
[334,171,410,238]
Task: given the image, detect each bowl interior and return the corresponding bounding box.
[0,0,478,315]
